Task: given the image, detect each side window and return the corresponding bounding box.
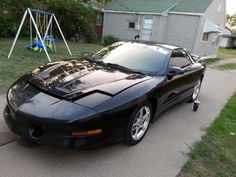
[169,49,192,68]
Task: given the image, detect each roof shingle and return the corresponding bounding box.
[105,0,214,14]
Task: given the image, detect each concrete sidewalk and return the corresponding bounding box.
[0,68,236,177]
[0,94,7,132]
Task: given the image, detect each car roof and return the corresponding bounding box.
[158,44,180,50]
[125,40,180,51]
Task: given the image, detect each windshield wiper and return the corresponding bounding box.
[84,55,144,75]
[83,54,104,65]
[105,63,144,75]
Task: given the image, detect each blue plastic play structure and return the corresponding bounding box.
[26,36,55,51]
[26,39,43,50]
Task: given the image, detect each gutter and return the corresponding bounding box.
[168,11,203,16]
[103,10,162,15]
[103,9,203,16]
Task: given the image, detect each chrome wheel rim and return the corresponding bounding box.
[131,106,151,141]
[192,80,201,100]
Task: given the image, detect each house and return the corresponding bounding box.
[220,27,236,49]
[102,0,226,58]
[90,0,104,41]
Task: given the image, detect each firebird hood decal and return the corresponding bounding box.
[28,60,151,99]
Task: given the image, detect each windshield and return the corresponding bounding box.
[93,42,169,75]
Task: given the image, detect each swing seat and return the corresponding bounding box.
[26,40,44,51]
[36,39,44,49]
[45,35,55,42]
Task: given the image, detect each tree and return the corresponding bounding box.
[0,0,106,40]
[0,0,36,37]
[45,0,95,40]
[96,0,112,5]
[226,14,236,35]
[226,14,236,28]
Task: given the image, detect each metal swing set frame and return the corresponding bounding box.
[8,8,72,62]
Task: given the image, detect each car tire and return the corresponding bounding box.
[188,79,202,103]
[124,101,153,146]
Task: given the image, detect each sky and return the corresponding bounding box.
[227,0,236,15]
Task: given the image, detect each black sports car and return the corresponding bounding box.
[4,41,206,149]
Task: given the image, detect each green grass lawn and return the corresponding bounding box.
[178,93,236,177]
[217,63,236,70]
[203,58,222,65]
[218,48,236,59]
[219,48,236,55]
[203,48,236,65]
[0,38,102,93]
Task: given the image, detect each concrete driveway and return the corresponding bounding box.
[0,68,236,177]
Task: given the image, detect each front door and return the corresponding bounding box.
[162,49,195,109]
[142,19,153,41]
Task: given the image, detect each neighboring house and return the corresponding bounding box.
[102,0,226,58]
[219,27,236,48]
[91,0,104,41]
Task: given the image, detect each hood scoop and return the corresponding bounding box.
[28,60,151,100]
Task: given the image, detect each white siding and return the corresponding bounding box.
[220,37,230,48]
[204,0,226,26]
[102,0,226,57]
[163,14,200,52]
[103,12,160,41]
[103,12,140,40]
[156,16,168,43]
[192,0,226,57]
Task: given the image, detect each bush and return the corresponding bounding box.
[0,0,96,40]
[103,35,119,46]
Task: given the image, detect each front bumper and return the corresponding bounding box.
[3,105,124,150]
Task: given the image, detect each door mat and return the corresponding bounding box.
[0,132,18,146]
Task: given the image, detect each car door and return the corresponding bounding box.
[162,48,195,109]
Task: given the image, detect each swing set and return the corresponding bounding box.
[8,8,72,62]
[27,11,56,52]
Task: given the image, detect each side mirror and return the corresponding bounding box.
[167,66,185,79]
[196,57,205,63]
[168,66,185,75]
[191,54,204,63]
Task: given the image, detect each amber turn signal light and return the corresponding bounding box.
[72,129,102,137]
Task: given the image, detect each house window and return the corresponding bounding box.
[96,13,102,26]
[128,22,135,29]
[202,33,210,41]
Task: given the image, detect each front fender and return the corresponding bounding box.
[94,77,165,114]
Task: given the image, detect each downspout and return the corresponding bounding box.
[101,9,105,42]
[137,14,141,31]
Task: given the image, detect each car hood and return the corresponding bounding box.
[27,60,151,100]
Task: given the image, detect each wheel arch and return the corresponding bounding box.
[148,97,158,121]
[200,74,204,81]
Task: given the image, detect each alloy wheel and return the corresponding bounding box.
[131,106,151,141]
[192,80,201,100]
